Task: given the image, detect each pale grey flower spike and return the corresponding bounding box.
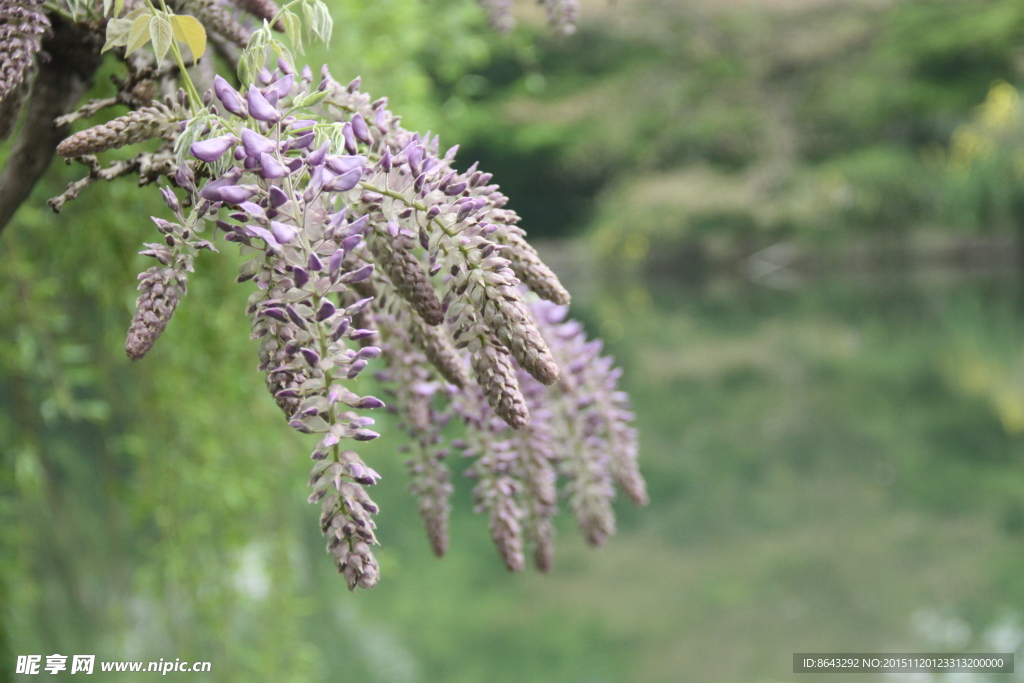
[57,104,179,157]
[125,266,187,361]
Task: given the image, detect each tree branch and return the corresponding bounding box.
[0,16,103,236]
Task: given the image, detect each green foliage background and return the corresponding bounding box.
[9,0,1024,681]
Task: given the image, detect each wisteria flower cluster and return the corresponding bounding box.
[5,0,644,590]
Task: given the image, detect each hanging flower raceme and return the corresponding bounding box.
[105,52,645,587]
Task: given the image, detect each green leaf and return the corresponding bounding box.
[281,10,302,54]
[238,24,271,86]
[269,38,293,70]
[102,16,133,51]
[102,0,112,18]
[293,90,329,108]
[312,0,332,44]
[124,14,152,56]
[170,15,206,61]
[113,0,125,17]
[150,14,173,63]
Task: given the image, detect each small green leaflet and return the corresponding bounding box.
[170,15,207,61]
[238,24,272,86]
[101,7,146,52]
[281,10,302,54]
[124,14,153,55]
[301,0,332,45]
[101,7,206,62]
[292,90,329,108]
[150,14,173,63]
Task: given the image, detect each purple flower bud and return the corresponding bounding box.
[241,128,275,158]
[259,68,274,85]
[268,186,288,208]
[308,142,329,167]
[289,419,312,434]
[328,250,345,279]
[351,113,372,144]
[260,152,288,179]
[247,225,281,250]
[387,220,399,237]
[301,348,320,366]
[345,215,370,237]
[278,57,294,75]
[270,74,294,99]
[331,318,349,340]
[341,264,373,283]
[160,187,180,213]
[190,134,237,163]
[262,307,289,322]
[289,132,315,150]
[286,158,303,172]
[204,185,255,204]
[426,206,440,219]
[445,181,467,196]
[342,122,357,154]
[214,76,247,117]
[353,428,379,441]
[293,266,309,288]
[306,165,325,199]
[349,328,375,341]
[326,155,365,176]
[355,396,385,409]
[375,107,389,134]
[271,221,298,244]
[197,166,240,198]
[315,299,336,321]
[380,147,392,172]
[342,234,362,255]
[238,201,266,221]
[290,119,317,131]
[307,253,324,272]
[345,298,373,315]
[347,359,368,379]
[326,169,362,192]
[247,85,281,123]
[407,144,423,176]
[302,65,313,81]
[286,305,307,329]
[356,346,381,359]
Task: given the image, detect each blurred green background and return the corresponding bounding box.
[9,0,1024,680]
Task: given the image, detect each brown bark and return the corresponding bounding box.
[0,16,103,235]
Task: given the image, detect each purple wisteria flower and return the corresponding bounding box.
[118,54,644,588]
